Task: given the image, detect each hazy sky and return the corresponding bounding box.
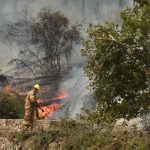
[0,0,132,71]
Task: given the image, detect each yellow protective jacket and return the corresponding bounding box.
[24,90,37,110]
[23,90,38,126]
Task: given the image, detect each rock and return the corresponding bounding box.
[115,117,145,131]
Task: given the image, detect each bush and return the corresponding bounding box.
[10,120,150,150]
[0,92,23,119]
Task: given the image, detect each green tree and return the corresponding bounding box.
[134,0,150,6]
[82,1,150,122]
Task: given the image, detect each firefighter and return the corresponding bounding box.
[23,84,43,129]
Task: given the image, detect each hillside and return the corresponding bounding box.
[0,119,150,150]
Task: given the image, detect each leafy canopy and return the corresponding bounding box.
[82,1,150,122]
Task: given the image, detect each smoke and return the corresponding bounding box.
[63,67,90,118]
[0,0,132,118]
[50,66,94,119]
[0,0,132,69]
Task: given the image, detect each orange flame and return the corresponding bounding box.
[55,87,68,99]
[2,85,24,96]
[37,87,68,119]
[38,103,63,119]
[3,85,13,94]
[3,84,68,119]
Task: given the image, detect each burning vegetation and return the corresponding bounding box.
[0,8,81,121]
[1,83,69,120]
[0,0,150,149]
[3,85,24,97]
[37,87,68,119]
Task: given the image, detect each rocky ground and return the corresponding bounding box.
[0,119,150,150]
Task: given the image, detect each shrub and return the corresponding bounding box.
[0,92,23,119]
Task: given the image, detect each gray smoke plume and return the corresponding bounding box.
[0,0,132,69]
[0,0,132,118]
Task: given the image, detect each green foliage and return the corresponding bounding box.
[13,129,52,150]
[13,130,32,143]
[0,92,23,119]
[81,2,150,122]
[134,0,150,6]
[10,120,150,150]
